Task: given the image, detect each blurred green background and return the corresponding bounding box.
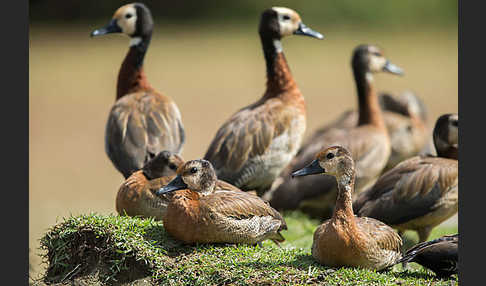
[29,0,458,282]
[30,0,457,28]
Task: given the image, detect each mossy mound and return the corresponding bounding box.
[36,213,458,285]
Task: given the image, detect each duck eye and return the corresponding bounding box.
[169,164,177,170]
[190,167,198,174]
[283,15,291,21]
[326,153,335,159]
[125,13,132,19]
[372,52,381,57]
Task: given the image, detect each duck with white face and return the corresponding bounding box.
[90,3,185,179]
[204,7,322,196]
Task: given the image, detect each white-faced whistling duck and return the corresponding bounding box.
[203,7,323,196]
[353,113,458,242]
[291,146,402,270]
[91,3,185,179]
[263,44,404,219]
[156,159,287,245]
[116,151,241,220]
[394,233,458,278]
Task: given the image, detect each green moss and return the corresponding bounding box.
[38,212,458,285]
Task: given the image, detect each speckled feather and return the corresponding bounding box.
[106,91,185,178]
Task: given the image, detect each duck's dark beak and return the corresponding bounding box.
[90,19,122,37]
[156,175,188,195]
[383,60,404,75]
[291,159,325,178]
[294,23,324,39]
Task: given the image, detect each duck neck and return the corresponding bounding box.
[332,169,356,223]
[116,36,153,100]
[354,69,385,129]
[261,36,297,97]
[437,146,458,160]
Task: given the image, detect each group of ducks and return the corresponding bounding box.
[90,3,458,277]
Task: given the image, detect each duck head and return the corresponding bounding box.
[259,7,323,42]
[156,159,217,196]
[291,146,355,180]
[433,113,458,158]
[142,151,184,179]
[90,3,153,45]
[352,45,404,79]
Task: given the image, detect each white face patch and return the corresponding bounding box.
[272,7,299,37]
[130,37,142,47]
[116,6,137,36]
[273,39,283,53]
[365,72,374,82]
[369,55,387,73]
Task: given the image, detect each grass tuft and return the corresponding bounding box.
[37,211,458,285]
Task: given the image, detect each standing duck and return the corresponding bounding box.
[91,3,185,179]
[264,45,403,218]
[353,113,458,242]
[204,7,323,195]
[156,159,287,245]
[395,234,458,278]
[116,151,240,220]
[292,146,402,270]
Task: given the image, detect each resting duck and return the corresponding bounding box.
[204,7,323,195]
[116,151,239,220]
[91,3,185,179]
[395,234,458,278]
[264,44,403,219]
[353,113,458,242]
[156,159,287,245]
[292,146,402,270]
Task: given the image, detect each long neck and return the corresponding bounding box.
[261,36,297,97]
[116,37,153,100]
[354,69,386,129]
[332,168,356,223]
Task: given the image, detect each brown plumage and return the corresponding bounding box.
[395,234,458,277]
[91,3,185,179]
[204,7,323,195]
[156,159,287,245]
[292,146,402,270]
[264,45,403,219]
[116,151,240,220]
[353,114,458,242]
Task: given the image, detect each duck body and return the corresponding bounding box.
[163,189,286,245]
[205,90,306,194]
[353,155,458,242]
[292,146,402,270]
[91,3,185,179]
[353,114,458,242]
[397,234,458,277]
[312,216,402,270]
[106,90,185,179]
[264,45,403,218]
[204,7,323,195]
[157,159,287,245]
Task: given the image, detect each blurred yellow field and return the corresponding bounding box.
[29,25,457,278]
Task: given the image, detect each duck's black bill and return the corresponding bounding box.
[156,175,187,195]
[294,23,324,39]
[291,159,325,178]
[90,19,122,37]
[383,60,404,75]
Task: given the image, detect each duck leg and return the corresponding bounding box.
[417,226,432,243]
